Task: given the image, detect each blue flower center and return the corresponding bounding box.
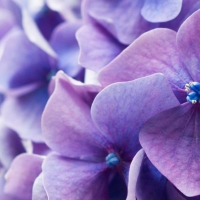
[185,82,200,104]
[105,152,120,168]
[46,70,57,81]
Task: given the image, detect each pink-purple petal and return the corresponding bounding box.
[85,0,157,45]
[99,28,191,91]
[91,73,180,160]
[76,24,125,72]
[43,153,108,200]
[177,9,200,82]
[4,154,43,200]
[141,0,182,22]
[140,102,200,196]
[42,71,108,158]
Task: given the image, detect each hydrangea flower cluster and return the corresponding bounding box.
[1,0,200,199]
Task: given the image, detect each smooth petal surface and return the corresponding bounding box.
[32,173,47,200]
[140,102,200,196]
[92,74,180,160]
[4,154,43,200]
[126,149,144,200]
[50,22,82,77]
[2,85,49,142]
[177,9,200,82]
[99,29,191,92]
[76,24,125,72]
[141,0,182,22]
[42,71,108,159]
[0,9,16,40]
[43,153,109,200]
[0,120,25,169]
[0,28,50,90]
[85,0,157,44]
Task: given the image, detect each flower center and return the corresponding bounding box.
[185,82,200,104]
[105,152,120,168]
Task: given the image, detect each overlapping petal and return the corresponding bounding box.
[43,153,108,200]
[140,103,200,196]
[91,74,180,160]
[84,0,157,45]
[99,28,191,92]
[42,71,108,159]
[76,24,125,72]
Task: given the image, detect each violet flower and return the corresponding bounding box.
[41,71,179,199]
[98,9,200,197]
[77,0,200,72]
[0,21,82,142]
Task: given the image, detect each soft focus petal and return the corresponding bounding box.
[177,9,200,82]
[76,24,125,72]
[32,173,47,200]
[0,120,25,169]
[91,73,180,160]
[0,9,16,40]
[50,21,82,77]
[99,29,191,92]
[4,154,43,200]
[140,103,200,196]
[0,28,50,90]
[42,71,108,159]
[141,0,182,22]
[84,0,157,44]
[43,153,109,200]
[2,85,49,142]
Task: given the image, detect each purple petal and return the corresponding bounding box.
[32,142,51,155]
[42,71,108,158]
[177,9,200,82]
[50,22,82,77]
[0,9,16,40]
[85,0,157,45]
[0,120,25,169]
[32,173,47,200]
[0,28,50,91]
[43,153,108,200]
[4,154,43,200]
[140,102,200,196]
[34,6,63,40]
[2,85,49,142]
[76,24,125,72]
[91,73,180,160]
[99,29,191,93]
[126,149,144,200]
[141,0,182,22]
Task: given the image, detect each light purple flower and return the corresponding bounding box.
[41,71,179,199]
[98,9,200,197]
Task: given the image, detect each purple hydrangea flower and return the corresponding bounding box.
[41,71,179,199]
[0,21,82,142]
[98,9,200,197]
